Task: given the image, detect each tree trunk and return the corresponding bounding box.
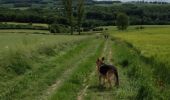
[78,24,81,35]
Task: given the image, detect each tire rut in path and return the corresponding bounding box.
[77,40,109,100]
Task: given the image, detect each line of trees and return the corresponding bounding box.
[0,3,170,33]
[62,0,85,35]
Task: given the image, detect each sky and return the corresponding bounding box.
[95,0,170,2]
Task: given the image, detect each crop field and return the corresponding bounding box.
[112,26,170,65]
[110,25,170,99]
[0,25,170,100]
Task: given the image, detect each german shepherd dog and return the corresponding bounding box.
[96,57,119,87]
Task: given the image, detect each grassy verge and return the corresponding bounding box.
[110,37,169,100]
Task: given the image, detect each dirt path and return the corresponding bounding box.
[41,63,80,100]
[77,40,109,100]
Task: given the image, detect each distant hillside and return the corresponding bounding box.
[0,0,49,4]
[0,0,93,4]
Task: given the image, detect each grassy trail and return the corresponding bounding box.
[83,39,137,100]
[41,38,103,100]
[50,37,105,100]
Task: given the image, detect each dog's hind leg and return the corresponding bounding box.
[107,71,114,88]
[108,78,112,88]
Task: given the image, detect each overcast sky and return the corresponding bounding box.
[95,0,170,2]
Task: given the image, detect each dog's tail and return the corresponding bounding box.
[114,69,119,86]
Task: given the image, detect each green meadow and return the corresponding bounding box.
[0,25,170,100]
[0,0,170,99]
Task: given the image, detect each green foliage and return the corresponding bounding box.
[113,26,170,84]
[110,38,162,99]
[77,0,85,35]
[1,48,32,75]
[92,27,104,31]
[49,24,69,34]
[38,43,56,56]
[116,13,129,30]
[111,26,170,99]
[0,34,91,99]
[0,3,170,28]
[50,38,104,100]
[0,23,48,30]
[62,0,74,35]
[136,82,155,100]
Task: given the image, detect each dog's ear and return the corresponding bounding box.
[96,58,100,63]
[101,57,105,61]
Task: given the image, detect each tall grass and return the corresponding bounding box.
[0,34,89,74]
[111,37,169,99]
[0,35,91,99]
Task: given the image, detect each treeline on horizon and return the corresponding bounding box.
[0,3,170,28]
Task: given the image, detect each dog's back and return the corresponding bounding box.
[99,64,119,86]
[96,57,119,86]
[99,64,114,75]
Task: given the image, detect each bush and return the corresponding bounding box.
[1,49,32,75]
[136,82,156,100]
[92,27,104,31]
[116,13,129,30]
[38,44,56,56]
[83,28,91,32]
[0,23,48,30]
[49,24,69,34]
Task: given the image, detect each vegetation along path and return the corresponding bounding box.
[1,32,169,100]
[80,38,138,100]
[0,36,97,100]
[49,36,105,100]
[41,37,104,100]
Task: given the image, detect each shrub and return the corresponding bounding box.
[83,28,91,32]
[116,13,129,30]
[37,44,56,56]
[92,27,104,31]
[0,23,48,30]
[49,24,69,34]
[120,59,129,67]
[1,49,32,75]
[136,82,156,100]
